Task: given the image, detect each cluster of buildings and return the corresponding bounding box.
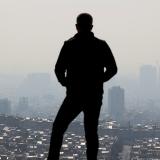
[60,132,117,160]
[0,115,51,160]
[131,138,160,159]
[1,114,160,159]
[0,114,118,160]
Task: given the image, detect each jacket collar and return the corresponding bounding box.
[74,32,94,39]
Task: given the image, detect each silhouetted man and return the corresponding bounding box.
[48,13,117,160]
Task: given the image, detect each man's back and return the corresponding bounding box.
[55,32,117,95]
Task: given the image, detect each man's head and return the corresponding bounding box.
[76,13,93,33]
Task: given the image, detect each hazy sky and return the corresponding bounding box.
[0,0,160,75]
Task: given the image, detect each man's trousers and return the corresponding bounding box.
[47,92,102,160]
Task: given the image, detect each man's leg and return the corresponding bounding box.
[47,96,82,160]
[83,93,102,160]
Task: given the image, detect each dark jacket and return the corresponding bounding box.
[55,32,117,95]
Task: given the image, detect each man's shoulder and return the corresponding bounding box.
[65,35,107,44]
[94,36,106,44]
[65,36,76,43]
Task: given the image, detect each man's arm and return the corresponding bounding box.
[103,41,118,82]
[55,41,68,86]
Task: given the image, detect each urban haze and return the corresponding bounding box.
[0,0,160,159]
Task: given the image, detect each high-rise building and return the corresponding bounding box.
[18,97,29,110]
[108,86,125,122]
[0,98,11,115]
[139,65,157,99]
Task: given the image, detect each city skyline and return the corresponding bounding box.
[0,63,160,121]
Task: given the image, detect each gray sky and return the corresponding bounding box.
[0,0,160,75]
